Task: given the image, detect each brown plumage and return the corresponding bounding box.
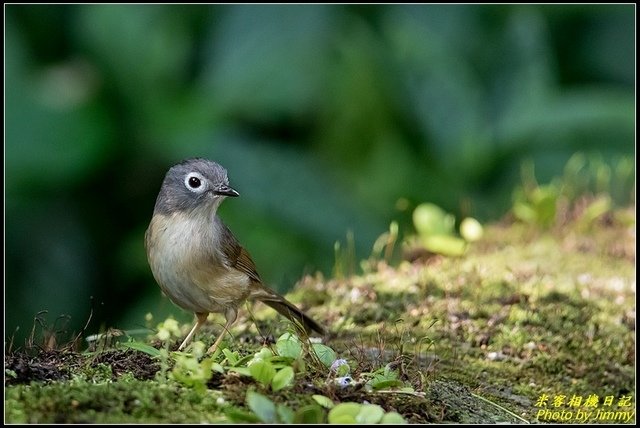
[145,158,325,353]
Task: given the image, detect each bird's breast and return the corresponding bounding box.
[145,212,251,314]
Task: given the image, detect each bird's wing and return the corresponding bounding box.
[217,218,263,284]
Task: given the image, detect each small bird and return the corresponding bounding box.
[145,158,325,354]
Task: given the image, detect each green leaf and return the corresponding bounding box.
[224,407,261,423]
[513,201,537,224]
[370,379,404,390]
[169,352,213,392]
[271,366,294,391]
[422,235,467,257]
[269,356,297,367]
[367,366,404,390]
[276,332,303,359]
[294,404,325,424]
[330,358,350,376]
[277,404,295,424]
[578,195,611,226]
[380,411,407,424]
[226,367,251,377]
[120,341,161,357]
[234,354,254,367]
[336,363,350,377]
[328,403,361,424]
[222,348,238,365]
[460,217,484,242]
[246,390,277,423]
[312,394,335,409]
[312,344,337,368]
[255,346,274,360]
[356,404,385,423]
[413,203,455,237]
[249,360,276,386]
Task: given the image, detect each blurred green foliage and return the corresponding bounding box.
[511,152,633,228]
[4,5,635,345]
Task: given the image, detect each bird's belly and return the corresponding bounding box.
[146,213,250,314]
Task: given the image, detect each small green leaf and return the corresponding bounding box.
[120,341,161,357]
[224,407,261,423]
[277,404,295,424]
[249,360,276,386]
[336,363,350,377]
[579,195,611,225]
[227,366,251,377]
[380,411,407,424]
[271,366,294,391]
[234,354,254,367]
[422,235,467,256]
[312,344,337,368]
[330,358,350,376]
[312,394,335,409]
[330,414,357,424]
[356,404,385,423]
[328,403,361,424]
[371,379,404,390]
[294,404,325,424]
[367,366,404,390]
[413,203,455,236]
[246,390,277,423]
[222,348,238,365]
[383,364,397,378]
[513,202,537,224]
[269,356,297,367]
[276,332,303,359]
[460,217,484,242]
[255,346,274,360]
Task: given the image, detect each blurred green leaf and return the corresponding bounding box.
[248,360,276,386]
[120,341,161,357]
[460,217,484,242]
[294,404,325,424]
[277,404,295,424]
[356,404,385,423]
[312,344,337,369]
[413,203,456,237]
[246,390,277,424]
[276,333,303,359]
[225,407,261,423]
[271,366,294,392]
[312,394,335,409]
[381,411,408,424]
[328,403,362,424]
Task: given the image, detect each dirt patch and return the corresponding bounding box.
[5,348,160,386]
[5,350,76,385]
[91,349,160,380]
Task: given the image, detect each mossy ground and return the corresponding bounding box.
[4,207,635,424]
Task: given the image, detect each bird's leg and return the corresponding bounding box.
[207,308,238,354]
[178,312,209,351]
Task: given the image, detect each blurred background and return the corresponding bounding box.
[5,4,635,346]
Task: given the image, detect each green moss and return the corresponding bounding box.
[5,380,227,423]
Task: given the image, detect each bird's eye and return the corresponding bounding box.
[188,177,201,188]
[184,172,207,193]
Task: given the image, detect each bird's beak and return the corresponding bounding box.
[214,185,239,197]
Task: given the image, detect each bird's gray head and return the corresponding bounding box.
[153,158,239,215]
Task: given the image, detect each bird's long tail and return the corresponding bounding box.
[256,292,325,336]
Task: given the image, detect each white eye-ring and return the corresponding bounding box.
[184,172,208,193]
